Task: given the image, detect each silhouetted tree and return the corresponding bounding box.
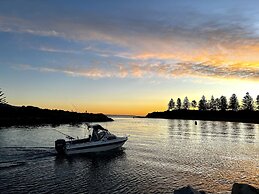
[176,98,181,110]
[168,98,175,111]
[183,96,190,110]
[229,94,239,111]
[209,95,216,111]
[198,95,207,111]
[191,100,197,109]
[215,98,220,111]
[256,95,259,110]
[0,89,7,104]
[242,92,254,111]
[219,96,227,111]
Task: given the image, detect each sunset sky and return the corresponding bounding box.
[1,0,259,115]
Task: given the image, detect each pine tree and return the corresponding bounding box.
[183,96,190,110]
[242,92,254,111]
[0,89,7,104]
[209,95,216,111]
[191,100,197,109]
[215,98,220,111]
[168,98,175,111]
[198,95,207,111]
[229,94,239,111]
[256,95,259,110]
[219,96,227,111]
[176,98,181,110]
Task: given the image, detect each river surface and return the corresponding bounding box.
[0,117,258,193]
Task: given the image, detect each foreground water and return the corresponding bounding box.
[0,117,258,193]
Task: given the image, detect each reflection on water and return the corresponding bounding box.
[200,121,209,138]
[230,122,240,141]
[53,150,128,194]
[220,121,229,136]
[0,118,258,193]
[244,123,256,143]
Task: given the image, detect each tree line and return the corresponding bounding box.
[168,92,259,111]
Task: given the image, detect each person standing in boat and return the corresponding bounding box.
[91,124,108,141]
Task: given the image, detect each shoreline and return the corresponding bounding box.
[146,110,259,124]
[0,104,113,128]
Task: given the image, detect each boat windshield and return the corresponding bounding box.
[92,124,108,131]
[90,124,109,141]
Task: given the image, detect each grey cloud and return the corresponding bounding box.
[1,3,259,50]
[3,1,259,81]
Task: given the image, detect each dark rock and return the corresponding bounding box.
[174,185,206,194]
[231,183,259,194]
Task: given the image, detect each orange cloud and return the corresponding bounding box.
[5,10,259,81]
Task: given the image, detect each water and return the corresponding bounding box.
[0,117,258,193]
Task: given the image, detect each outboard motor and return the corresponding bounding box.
[55,139,66,155]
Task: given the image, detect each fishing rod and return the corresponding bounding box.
[52,128,75,140]
[53,123,91,140]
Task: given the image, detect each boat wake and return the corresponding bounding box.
[0,146,56,170]
[0,161,26,169]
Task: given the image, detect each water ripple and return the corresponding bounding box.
[0,118,258,193]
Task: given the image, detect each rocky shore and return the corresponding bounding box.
[174,183,259,194]
[0,104,113,127]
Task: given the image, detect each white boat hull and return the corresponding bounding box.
[64,137,127,155]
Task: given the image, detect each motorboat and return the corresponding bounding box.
[55,124,128,155]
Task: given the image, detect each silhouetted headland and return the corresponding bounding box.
[146,110,259,124]
[0,104,113,127]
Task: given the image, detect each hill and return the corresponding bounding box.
[0,104,113,127]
